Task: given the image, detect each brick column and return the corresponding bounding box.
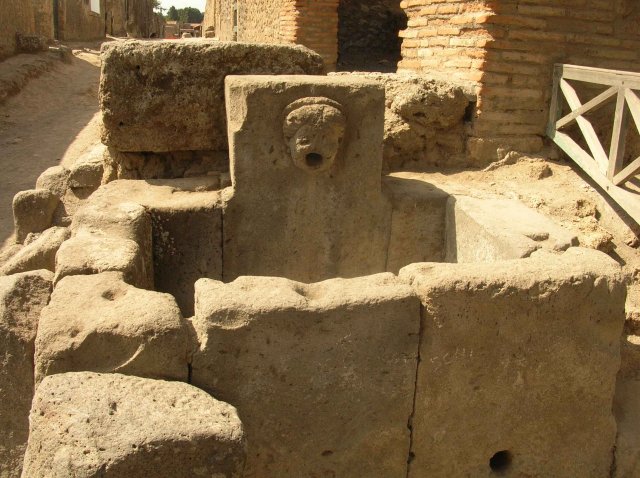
[293,0,340,71]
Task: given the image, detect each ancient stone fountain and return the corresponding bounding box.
[0,40,627,478]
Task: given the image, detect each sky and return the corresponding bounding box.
[158,0,206,12]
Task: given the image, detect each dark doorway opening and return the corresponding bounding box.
[337,0,407,72]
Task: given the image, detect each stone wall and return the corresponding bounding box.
[237,0,289,44]
[204,0,295,44]
[32,0,54,39]
[218,0,234,40]
[205,0,338,70]
[337,0,407,71]
[58,0,106,41]
[0,0,35,59]
[105,0,128,36]
[398,0,640,164]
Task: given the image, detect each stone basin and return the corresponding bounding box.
[2,69,627,477]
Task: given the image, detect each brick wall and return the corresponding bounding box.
[398,0,640,164]
[293,0,339,70]
[0,0,35,59]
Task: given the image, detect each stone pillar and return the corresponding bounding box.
[223,75,392,282]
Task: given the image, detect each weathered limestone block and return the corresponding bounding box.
[0,270,53,478]
[12,189,59,243]
[224,75,392,282]
[85,177,224,315]
[15,33,48,53]
[0,226,69,275]
[100,40,324,152]
[399,248,626,478]
[384,175,449,272]
[67,143,107,190]
[446,195,579,262]
[54,231,151,288]
[350,73,470,170]
[69,160,104,190]
[36,165,70,197]
[71,199,153,283]
[104,147,230,181]
[52,182,153,289]
[35,272,190,384]
[192,273,420,477]
[22,372,246,478]
[72,200,152,246]
[613,334,640,478]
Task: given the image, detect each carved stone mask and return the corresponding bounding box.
[283,98,346,172]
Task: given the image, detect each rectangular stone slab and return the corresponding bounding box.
[223,75,392,282]
[191,273,421,478]
[100,40,324,152]
[0,270,53,478]
[399,248,626,478]
[383,175,449,273]
[446,195,578,262]
[80,177,225,315]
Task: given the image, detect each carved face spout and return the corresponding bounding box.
[283,98,347,172]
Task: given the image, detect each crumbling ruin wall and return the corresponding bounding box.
[217,0,234,40]
[105,0,128,36]
[202,0,216,36]
[58,0,106,41]
[337,0,407,71]
[123,0,156,38]
[0,0,35,59]
[398,0,640,164]
[237,0,292,44]
[203,0,296,44]
[32,0,54,40]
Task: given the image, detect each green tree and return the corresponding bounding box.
[167,6,178,20]
[177,7,204,23]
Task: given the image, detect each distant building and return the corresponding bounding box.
[0,0,163,59]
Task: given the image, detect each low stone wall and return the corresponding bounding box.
[99,40,325,153]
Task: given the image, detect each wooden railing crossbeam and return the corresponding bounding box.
[555,86,617,130]
[560,64,640,90]
[613,154,640,186]
[559,79,610,172]
[625,89,640,134]
[608,88,629,180]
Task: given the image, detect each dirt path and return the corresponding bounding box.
[0,48,102,250]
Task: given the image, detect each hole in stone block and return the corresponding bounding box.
[464,101,477,123]
[489,450,512,474]
[305,152,324,168]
